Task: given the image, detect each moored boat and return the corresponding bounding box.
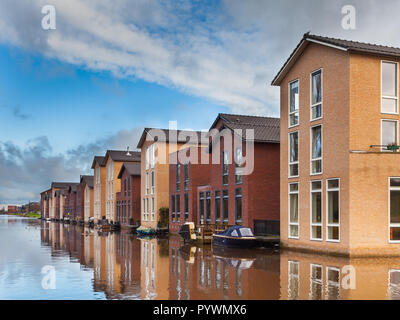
[212,226,257,248]
[136,226,156,236]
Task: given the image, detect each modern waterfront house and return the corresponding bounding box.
[137,128,204,230]
[115,162,141,227]
[272,33,400,256]
[48,182,78,220]
[104,150,141,223]
[92,156,107,224]
[80,175,94,224]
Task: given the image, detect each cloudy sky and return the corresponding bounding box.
[1,0,399,203]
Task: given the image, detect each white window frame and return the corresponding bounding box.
[326,178,340,243]
[309,264,323,299]
[142,198,146,221]
[381,60,399,115]
[310,124,323,176]
[289,131,299,178]
[310,180,323,241]
[151,197,155,221]
[146,146,150,170]
[288,260,299,300]
[289,79,300,128]
[310,68,323,121]
[146,172,149,195]
[381,119,399,152]
[151,144,156,168]
[325,266,340,299]
[151,171,155,194]
[389,177,400,243]
[288,182,299,239]
[388,269,400,299]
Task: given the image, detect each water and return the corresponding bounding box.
[1,215,400,300]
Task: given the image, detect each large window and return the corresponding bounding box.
[205,192,211,223]
[235,147,243,184]
[289,131,299,177]
[289,80,299,127]
[176,194,180,222]
[311,125,322,175]
[151,171,155,194]
[215,191,221,223]
[171,195,175,222]
[235,188,242,224]
[222,151,229,185]
[289,183,299,238]
[199,192,204,224]
[382,61,398,114]
[176,164,181,192]
[382,120,398,151]
[151,197,155,221]
[310,264,323,300]
[310,181,322,240]
[222,190,229,223]
[390,178,400,242]
[311,69,322,120]
[184,164,189,190]
[184,193,189,222]
[327,179,340,242]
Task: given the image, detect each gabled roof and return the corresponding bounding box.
[271,32,400,86]
[137,128,205,148]
[117,163,141,179]
[104,150,141,163]
[91,156,106,169]
[80,175,94,188]
[210,113,280,143]
[67,183,80,192]
[51,182,78,189]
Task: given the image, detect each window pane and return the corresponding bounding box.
[290,132,299,162]
[382,121,397,146]
[390,227,400,241]
[382,62,397,97]
[311,104,322,119]
[312,226,322,239]
[290,164,298,177]
[391,190,400,224]
[312,160,322,174]
[223,190,229,221]
[311,192,322,223]
[382,98,397,114]
[290,81,299,112]
[290,225,299,238]
[328,226,339,240]
[289,194,298,223]
[328,191,339,224]
[391,178,400,187]
[289,184,298,192]
[311,126,322,159]
[290,112,299,127]
[328,179,339,189]
[311,181,321,190]
[312,70,322,105]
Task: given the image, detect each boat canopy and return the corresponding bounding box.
[217,226,254,237]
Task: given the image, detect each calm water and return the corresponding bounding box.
[1,215,400,300]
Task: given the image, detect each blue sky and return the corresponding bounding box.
[2,0,400,203]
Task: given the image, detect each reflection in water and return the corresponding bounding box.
[3,215,400,299]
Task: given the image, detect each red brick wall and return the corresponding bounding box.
[116,170,141,225]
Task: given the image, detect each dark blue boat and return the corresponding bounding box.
[212,226,257,248]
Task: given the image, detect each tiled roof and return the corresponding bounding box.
[80,175,94,188]
[91,156,106,169]
[51,182,79,189]
[117,163,141,179]
[137,128,205,148]
[105,150,141,163]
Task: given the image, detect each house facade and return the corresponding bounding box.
[272,33,400,256]
[92,156,106,224]
[80,175,94,223]
[137,128,204,230]
[116,163,141,227]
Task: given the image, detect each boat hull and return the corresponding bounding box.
[212,235,257,248]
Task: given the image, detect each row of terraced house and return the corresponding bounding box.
[41,33,400,256]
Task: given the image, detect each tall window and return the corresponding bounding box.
[311,69,322,120]
[235,147,243,184]
[389,178,400,242]
[289,80,299,127]
[143,198,146,221]
[222,151,229,185]
[151,144,156,168]
[128,177,131,195]
[199,192,204,224]
[382,61,398,114]
[171,195,175,222]
[151,197,155,221]
[128,200,131,221]
[206,192,211,223]
[146,198,149,221]
[176,163,181,192]
[176,194,181,222]
[327,179,340,242]
[311,181,322,240]
[311,125,322,174]
[184,193,189,222]
[235,188,242,224]
[288,261,299,300]
[310,264,323,300]
[146,146,150,170]
[289,183,299,239]
[215,191,221,223]
[222,190,229,223]
[382,120,398,151]
[151,171,155,194]
[289,132,299,177]
[124,178,127,197]
[326,267,340,300]
[184,164,189,190]
[146,172,149,195]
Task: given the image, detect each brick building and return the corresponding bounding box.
[92,156,106,223]
[80,175,94,223]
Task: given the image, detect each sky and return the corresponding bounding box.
[1,0,400,203]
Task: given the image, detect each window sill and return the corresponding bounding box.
[326,239,340,243]
[310,117,323,122]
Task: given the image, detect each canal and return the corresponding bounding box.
[1,215,400,300]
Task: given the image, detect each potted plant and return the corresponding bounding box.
[387,143,400,152]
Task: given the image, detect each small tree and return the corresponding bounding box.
[158,207,169,228]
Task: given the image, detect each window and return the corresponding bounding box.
[176,163,181,192]
[310,181,322,240]
[199,192,204,224]
[128,177,131,195]
[146,198,149,221]
[222,151,229,185]
[143,198,146,221]
[146,172,149,195]
[176,194,181,222]
[235,147,243,184]
[205,192,211,223]
[146,146,150,170]
[327,179,340,242]
[382,120,398,151]
[215,191,221,223]
[151,198,155,221]
[124,178,127,197]
[389,178,400,242]
[311,125,322,174]
[235,188,242,224]
[289,132,299,177]
[223,190,229,223]
[388,270,400,299]
[128,200,131,221]
[171,195,175,222]
[288,261,299,300]
[289,183,299,238]
[310,264,323,300]
[184,194,189,222]
[289,80,299,127]
[311,69,322,120]
[184,164,189,190]
[382,61,398,114]
[326,267,340,300]
[151,171,155,194]
[151,144,156,168]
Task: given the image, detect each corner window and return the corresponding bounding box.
[382,120,398,152]
[289,183,299,239]
[382,61,398,114]
[311,69,322,120]
[310,181,322,240]
[326,179,340,242]
[390,178,400,242]
[289,132,299,177]
[311,125,322,175]
[289,80,299,127]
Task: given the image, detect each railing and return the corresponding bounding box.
[370,145,400,152]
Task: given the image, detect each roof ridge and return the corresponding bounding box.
[219,112,279,121]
